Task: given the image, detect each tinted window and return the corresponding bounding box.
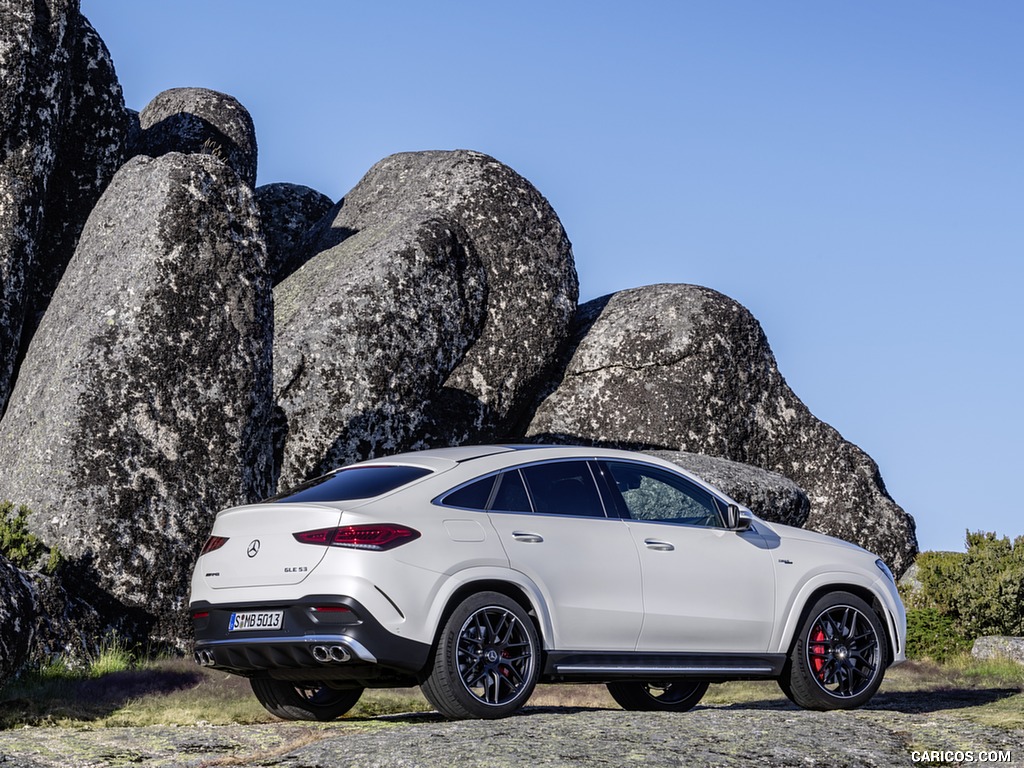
[520,461,605,517]
[441,476,496,510]
[490,470,532,513]
[605,461,722,527]
[268,465,431,503]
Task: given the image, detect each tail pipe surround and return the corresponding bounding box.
[311,644,352,663]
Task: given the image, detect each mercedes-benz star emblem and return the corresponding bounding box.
[247,539,261,558]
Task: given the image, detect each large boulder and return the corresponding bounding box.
[135,87,258,187]
[647,450,810,527]
[275,150,577,485]
[0,1,130,414]
[0,152,274,644]
[0,555,122,682]
[254,182,333,284]
[528,284,917,574]
[971,636,1024,666]
[274,216,487,486]
[0,555,34,682]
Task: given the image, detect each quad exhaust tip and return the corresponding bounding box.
[194,650,216,667]
[312,644,352,663]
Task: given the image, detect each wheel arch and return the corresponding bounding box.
[778,581,898,666]
[426,575,551,657]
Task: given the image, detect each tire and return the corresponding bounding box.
[421,591,540,719]
[249,678,363,721]
[782,591,886,710]
[607,680,709,712]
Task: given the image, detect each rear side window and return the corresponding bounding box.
[490,470,532,513]
[268,465,431,503]
[441,475,496,511]
[520,461,606,517]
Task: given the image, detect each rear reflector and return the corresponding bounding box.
[311,605,351,613]
[192,611,210,620]
[199,535,229,556]
[293,524,421,551]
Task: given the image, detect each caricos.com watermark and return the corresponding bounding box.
[911,750,1013,763]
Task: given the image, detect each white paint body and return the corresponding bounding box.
[190,445,907,664]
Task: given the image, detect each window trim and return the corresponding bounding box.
[433,458,616,519]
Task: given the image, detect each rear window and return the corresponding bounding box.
[267,465,431,503]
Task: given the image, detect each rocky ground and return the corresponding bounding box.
[0,687,1021,768]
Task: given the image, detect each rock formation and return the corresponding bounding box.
[0,0,130,415]
[274,150,578,486]
[254,182,333,284]
[274,213,488,487]
[0,555,34,681]
[529,284,917,573]
[134,87,258,188]
[0,152,274,644]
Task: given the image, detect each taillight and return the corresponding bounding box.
[293,524,420,551]
[200,535,229,556]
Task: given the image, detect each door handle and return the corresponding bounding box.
[644,538,675,551]
[512,531,544,543]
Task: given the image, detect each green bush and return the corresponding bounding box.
[907,531,1024,651]
[0,501,60,573]
[905,607,971,661]
[903,550,964,612]
[953,531,1024,638]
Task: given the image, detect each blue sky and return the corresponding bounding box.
[82,1,1023,554]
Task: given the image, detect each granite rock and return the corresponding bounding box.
[972,636,1024,666]
[135,87,258,187]
[529,284,917,573]
[0,1,130,414]
[275,150,577,485]
[0,555,34,682]
[274,214,487,486]
[254,182,333,284]
[0,153,274,644]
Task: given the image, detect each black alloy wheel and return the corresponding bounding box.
[249,678,363,721]
[422,591,539,719]
[606,680,709,712]
[781,591,886,710]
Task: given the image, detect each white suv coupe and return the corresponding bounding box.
[189,445,906,720]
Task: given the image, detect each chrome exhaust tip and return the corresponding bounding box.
[311,645,331,663]
[194,650,216,667]
[329,645,351,663]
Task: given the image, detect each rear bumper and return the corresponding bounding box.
[189,594,432,684]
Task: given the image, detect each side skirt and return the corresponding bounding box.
[542,651,787,683]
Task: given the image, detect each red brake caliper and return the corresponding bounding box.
[811,627,827,680]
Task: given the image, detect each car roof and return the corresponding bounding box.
[334,444,748,513]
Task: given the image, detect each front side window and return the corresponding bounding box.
[604,461,723,527]
[519,461,606,517]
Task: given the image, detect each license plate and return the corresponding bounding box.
[228,610,283,632]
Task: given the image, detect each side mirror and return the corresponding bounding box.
[725,504,752,532]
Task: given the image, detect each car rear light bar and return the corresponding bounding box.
[293,523,421,551]
[199,535,229,556]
